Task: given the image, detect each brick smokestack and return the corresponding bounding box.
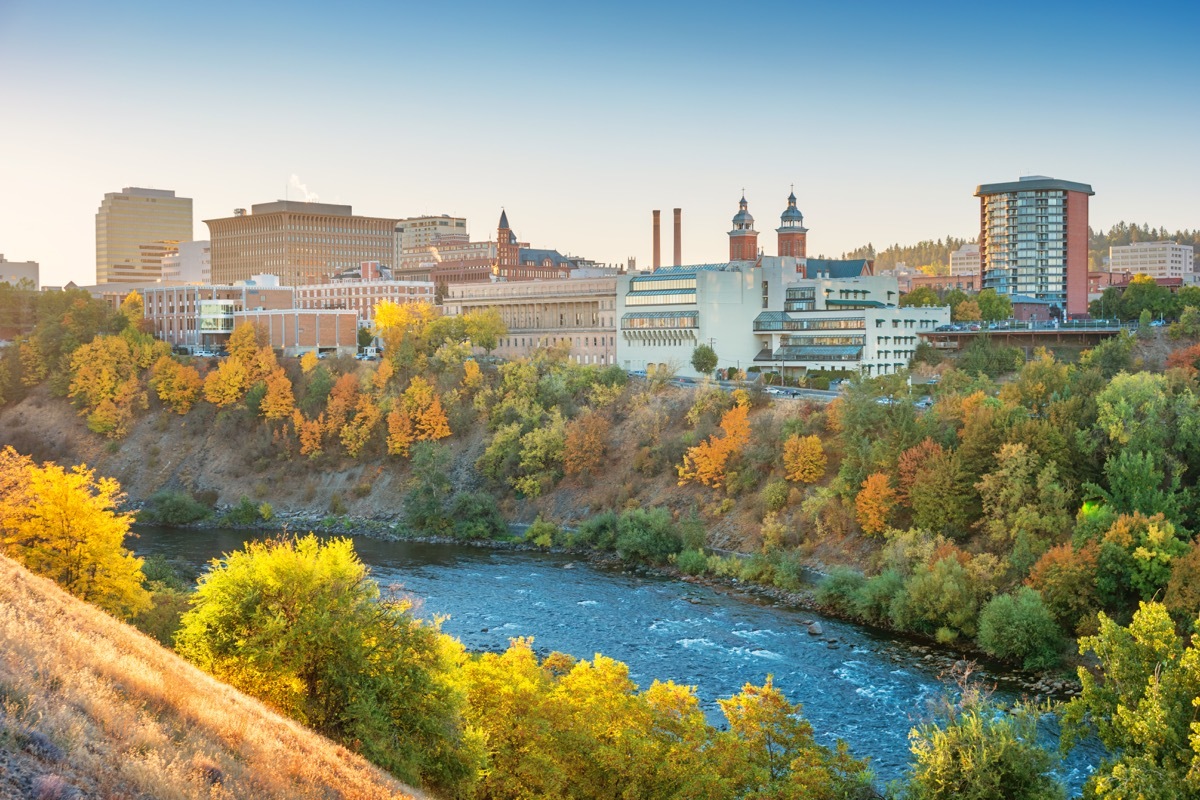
[652,209,661,270]
[673,208,681,266]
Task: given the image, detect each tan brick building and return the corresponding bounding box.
[442,275,618,365]
[142,282,295,350]
[234,309,358,357]
[294,278,435,322]
[206,201,397,288]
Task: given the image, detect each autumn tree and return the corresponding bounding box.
[299,350,319,374]
[226,321,266,363]
[1026,542,1101,634]
[677,396,752,488]
[68,334,148,437]
[563,411,611,477]
[856,472,896,535]
[386,407,416,457]
[463,307,507,355]
[340,394,383,457]
[0,448,151,618]
[260,367,295,420]
[975,442,1073,577]
[150,355,201,414]
[293,410,325,458]
[896,438,943,506]
[783,433,827,484]
[952,299,982,322]
[175,535,480,794]
[202,355,249,407]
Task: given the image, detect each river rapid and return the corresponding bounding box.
[131,525,1103,791]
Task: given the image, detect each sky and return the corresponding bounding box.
[1,0,1197,287]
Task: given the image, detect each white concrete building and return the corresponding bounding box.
[616,257,949,379]
[950,243,981,276]
[1108,241,1194,280]
[161,240,211,283]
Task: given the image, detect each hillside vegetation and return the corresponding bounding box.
[0,552,425,800]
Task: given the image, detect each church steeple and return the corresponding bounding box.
[497,208,518,270]
[728,193,759,261]
[776,188,808,259]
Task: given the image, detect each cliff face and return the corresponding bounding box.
[0,384,793,552]
[0,553,425,800]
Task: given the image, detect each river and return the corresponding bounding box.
[130,525,1102,791]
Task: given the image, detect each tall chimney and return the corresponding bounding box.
[673,208,682,266]
[652,210,661,270]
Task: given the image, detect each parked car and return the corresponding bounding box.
[915,396,934,409]
[967,323,982,331]
[934,324,953,332]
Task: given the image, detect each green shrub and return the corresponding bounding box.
[192,488,219,508]
[245,381,267,415]
[816,567,866,615]
[675,548,708,575]
[141,490,211,526]
[976,587,1063,670]
[140,554,190,592]
[706,554,744,579]
[615,508,681,564]
[771,550,807,592]
[525,516,560,548]
[759,479,790,513]
[449,492,507,540]
[130,589,192,647]
[258,503,274,522]
[572,510,619,550]
[329,493,347,516]
[223,496,262,526]
[737,553,775,584]
[810,375,831,390]
[853,569,906,626]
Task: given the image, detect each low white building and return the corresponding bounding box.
[616,257,949,380]
[1108,241,1194,280]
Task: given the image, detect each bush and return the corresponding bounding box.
[615,507,681,564]
[760,479,790,513]
[329,492,347,516]
[449,491,507,540]
[976,587,1063,670]
[141,490,211,526]
[572,510,619,550]
[771,550,808,592]
[675,548,708,575]
[853,569,906,626]
[130,589,192,646]
[810,375,831,390]
[258,502,273,522]
[223,496,262,526]
[816,567,866,615]
[525,516,560,548]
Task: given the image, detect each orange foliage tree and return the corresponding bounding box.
[1026,542,1100,633]
[855,472,896,536]
[386,407,416,457]
[782,434,826,484]
[677,398,752,488]
[896,437,944,505]
[260,367,295,420]
[563,412,611,478]
[1165,343,1200,375]
[293,410,325,458]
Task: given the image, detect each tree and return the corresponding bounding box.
[1164,540,1200,628]
[175,534,480,794]
[975,443,1072,577]
[202,355,249,407]
[150,355,201,414]
[356,325,375,349]
[897,438,943,506]
[1026,542,1101,634]
[405,442,453,534]
[905,699,1065,800]
[563,411,610,478]
[691,344,718,375]
[856,472,896,535]
[226,321,265,363]
[0,449,150,618]
[1061,602,1200,799]
[976,587,1063,669]
[952,299,982,322]
[975,288,1013,322]
[299,350,319,374]
[783,433,827,484]
[900,286,940,308]
[677,398,752,488]
[463,307,507,354]
[259,367,295,420]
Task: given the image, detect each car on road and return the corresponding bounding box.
[915,396,934,409]
[967,323,982,331]
[934,324,953,332]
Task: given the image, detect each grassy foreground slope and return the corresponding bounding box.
[0,554,425,800]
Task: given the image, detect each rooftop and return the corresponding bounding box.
[975,177,1095,196]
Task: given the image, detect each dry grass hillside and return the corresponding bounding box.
[0,553,426,800]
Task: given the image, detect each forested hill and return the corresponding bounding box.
[837,223,1198,277]
[839,237,973,274]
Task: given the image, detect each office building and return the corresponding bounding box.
[443,275,618,365]
[949,243,981,276]
[0,254,39,288]
[95,187,193,284]
[394,215,467,264]
[294,276,436,322]
[206,201,397,288]
[161,240,211,283]
[975,176,1093,318]
[1108,241,1194,280]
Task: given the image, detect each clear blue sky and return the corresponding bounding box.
[1,0,1197,286]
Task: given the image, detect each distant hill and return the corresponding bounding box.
[0,554,425,800]
[1089,221,1200,269]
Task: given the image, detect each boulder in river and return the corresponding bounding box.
[807,622,824,636]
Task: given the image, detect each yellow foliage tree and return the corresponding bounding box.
[203,355,249,407]
[0,448,151,618]
[340,395,383,458]
[563,412,611,477]
[855,472,897,536]
[323,372,361,436]
[462,358,483,392]
[227,322,265,363]
[299,350,319,374]
[416,395,451,442]
[260,367,295,420]
[783,434,826,484]
[371,358,394,393]
[150,355,202,414]
[953,299,982,322]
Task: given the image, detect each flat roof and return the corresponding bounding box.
[975,177,1094,196]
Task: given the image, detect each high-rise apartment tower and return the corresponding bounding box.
[975,176,1093,318]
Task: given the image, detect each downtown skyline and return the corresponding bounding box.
[1,0,1197,287]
